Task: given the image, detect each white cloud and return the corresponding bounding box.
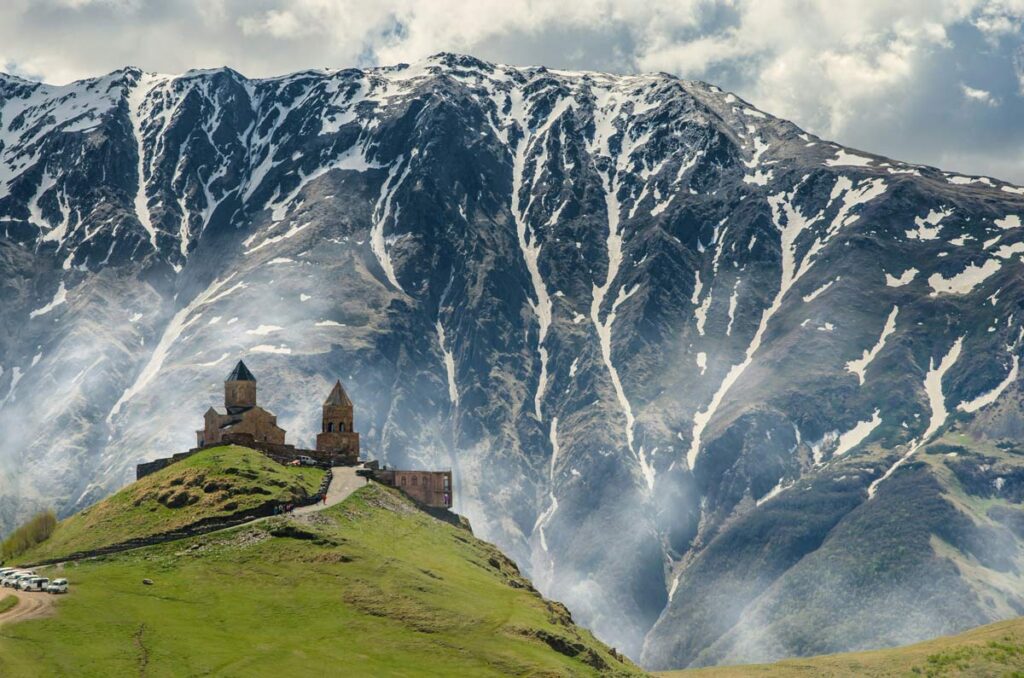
[961,82,1000,105]
[238,10,308,39]
[1,0,1024,180]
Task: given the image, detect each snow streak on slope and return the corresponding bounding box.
[534,416,560,553]
[588,86,654,490]
[501,88,567,422]
[687,177,887,469]
[833,409,882,457]
[846,306,898,385]
[868,336,964,497]
[958,353,1019,413]
[29,282,68,318]
[436,319,459,407]
[107,274,246,422]
[802,278,836,303]
[370,154,412,292]
[127,73,169,251]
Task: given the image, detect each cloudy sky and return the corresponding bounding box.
[4,0,1024,182]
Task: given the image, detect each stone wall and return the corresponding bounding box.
[315,430,359,463]
[369,469,453,508]
[136,436,359,481]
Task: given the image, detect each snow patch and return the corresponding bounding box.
[802,278,837,303]
[928,259,1001,296]
[436,319,459,407]
[885,268,918,287]
[29,282,68,318]
[846,306,898,386]
[995,215,1021,230]
[869,337,964,497]
[905,208,952,241]
[958,353,1019,413]
[833,409,882,457]
[825,148,874,167]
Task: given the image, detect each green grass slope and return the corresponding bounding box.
[19,446,324,562]
[0,483,641,677]
[659,616,1024,677]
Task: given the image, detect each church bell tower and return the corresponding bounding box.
[316,380,360,463]
[224,360,257,414]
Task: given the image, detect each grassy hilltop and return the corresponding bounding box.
[0,448,640,677]
[19,446,323,562]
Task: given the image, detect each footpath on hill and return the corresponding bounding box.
[294,467,365,515]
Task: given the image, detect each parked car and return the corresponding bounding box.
[46,579,68,594]
[5,572,33,588]
[298,455,317,466]
[22,577,49,592]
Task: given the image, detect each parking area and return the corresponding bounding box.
[0,570,69,595]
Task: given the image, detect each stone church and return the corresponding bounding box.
[196,360,287,448]
[195,360,361,463]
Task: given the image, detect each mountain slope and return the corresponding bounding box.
[0,479,639,676]
[1,53,1023,666]
[660,615,1024,677]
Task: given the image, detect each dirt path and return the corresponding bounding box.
[0,590,56,627]
[294,467,366,515]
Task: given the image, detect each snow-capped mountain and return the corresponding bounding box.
[2,53,1023,668]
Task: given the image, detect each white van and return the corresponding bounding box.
[47,579,68,594]
[15,575,38,590]
[22,577,48,592]
[298,455,317,466]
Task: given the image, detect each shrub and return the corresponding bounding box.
[1,510,57,561]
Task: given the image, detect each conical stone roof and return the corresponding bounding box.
[225,360,256,382]
[324,380,353,407]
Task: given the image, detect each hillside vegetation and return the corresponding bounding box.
[15,446,323,563]
[0,482,640,676]
[660,615,1024,677]
[1,510,56,560]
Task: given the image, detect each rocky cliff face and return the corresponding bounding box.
[2,53,1023,668]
